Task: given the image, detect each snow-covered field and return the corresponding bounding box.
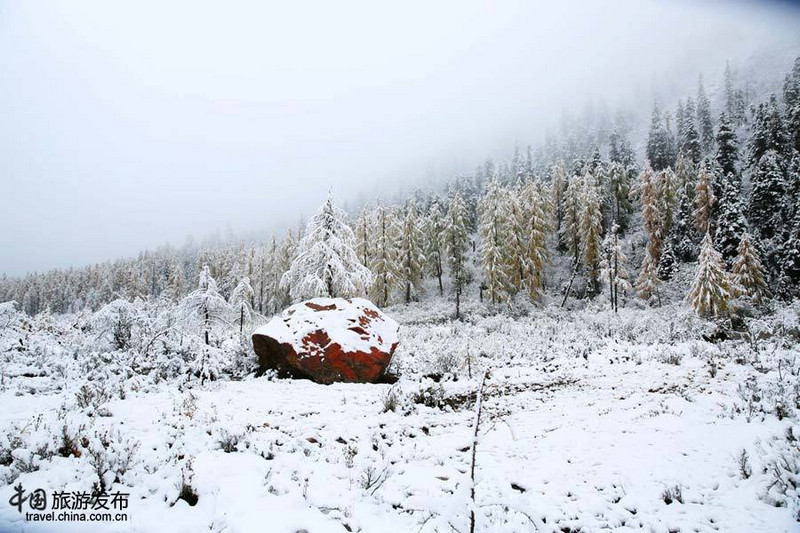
[1,300,800,532]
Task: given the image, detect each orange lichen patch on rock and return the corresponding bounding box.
[305,302,337,311]
[252,297,400,384]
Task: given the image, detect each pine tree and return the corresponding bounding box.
[714,173,748,262]
[784,57,800,154]
[179,265,231,346]
[600,224,631,312]
[607,162,632,232]
[748,96,787,168]
[688,233,732,317]
[230,276,255,334]
[551,159,568,235]
[426,198,446,296]
[370,204,399,307]
[445,189,469,318]
[693,164,714,236]
[355,207,372,268]
[681,97,702,165]
[715,112,739,184]
[776,212,800,299]
[697,75,715,155]
[522,179,550,300]
[479,178,513,305]
[561,175,583,266]
[281,193,373,302]
[657,240,677,281]
[670,184,698,262]
[580,173,604,297]
[749,150,786,241]
[635,250,660,305]
[731,233,769,304]
[656,167,678,244]
[647,104,675,171]
[640,164,662,265]
[398,200,426,303]
[506,181,528,292]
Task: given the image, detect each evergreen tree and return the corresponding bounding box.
[180,265,231,346]
[714,174,748,262]
[731,233,769,304]
[656,168,678,245]
[580,173,604,297]
[355,207,372,268]
[560,175,583,266]
[635,250,660,305]
[776,211,800,299]
[599,224,631,312]
[479,179,513,305]
[230,276,255,334]
[398,200,426,303]
[647,104,675,171]
[688,233,732,317]
[445,189,469,318]
[670,184,698,262]
[281,193,373,302]
[657,240,677,281]
[551,159,568,235]
[697,75,715,155]
[680,97,702,165]
[370,204,399,307]
[426,198,446,296]
[748,96,787,168]
[784,57,800,154]
[607,162,632,232]
[715,112,739,186]
[640,164,662,265]
[749,150,786,241]
[694,164,714,236]
[506,181,528,292]
[522,179,550,300]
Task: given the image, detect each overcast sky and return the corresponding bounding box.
[1,0,799,276]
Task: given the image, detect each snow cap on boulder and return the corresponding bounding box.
[253,297,399,383]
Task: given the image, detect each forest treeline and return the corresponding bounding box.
[2,58,799,320]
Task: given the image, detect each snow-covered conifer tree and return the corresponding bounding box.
[714,174,748,262]
[522,179,550,300]
[426,198,446,296]
[640,164,662,265]
[281,193,373,302]
[446,189,469,318]
[749,150,786,241]
[398,200,426,303]
[636,251,660,304]
[580,173,604,296]
[355,207,372,268]
[179,265,231,346]
[230,276,255,334]
[693,164,714,236]
[731,233,769,304]
[479,178,513,305]
[560,175,583,267]
[688,233,732,317]
[600,224,631,312]
[369,204,399,307]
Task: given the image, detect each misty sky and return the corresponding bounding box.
[1,0,799,276]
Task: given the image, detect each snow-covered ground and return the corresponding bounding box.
[1,300,799,532]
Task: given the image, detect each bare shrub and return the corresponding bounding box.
[661,485,683,505]
[359,464,390,495]
[738,449,752,479]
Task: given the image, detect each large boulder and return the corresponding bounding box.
[252,297,399,384]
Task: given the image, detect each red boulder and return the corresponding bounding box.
[252,298,400,384]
